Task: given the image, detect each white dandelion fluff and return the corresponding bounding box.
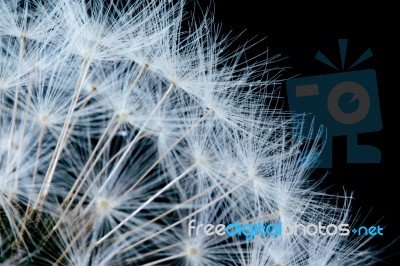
[0,0,381,265]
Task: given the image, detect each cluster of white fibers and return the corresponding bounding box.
[0,0,379,265]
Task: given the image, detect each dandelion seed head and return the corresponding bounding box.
[117,111,130,123]
[247,166,258,180]
[96,197,113,214]
[38,113,52,126]
[194,154,209,169]
[186,244,201,259]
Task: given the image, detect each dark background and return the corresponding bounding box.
[195,0,397,264]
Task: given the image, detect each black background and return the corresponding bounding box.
[195,0,398,264]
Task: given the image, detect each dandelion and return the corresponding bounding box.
[0,0,380,265]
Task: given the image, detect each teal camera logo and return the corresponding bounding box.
[286,39,382,168]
